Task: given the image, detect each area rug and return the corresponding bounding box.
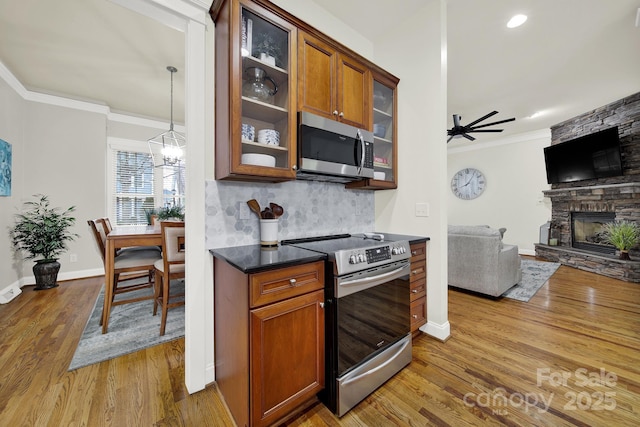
[501,259,561,302]
[68,280,185,371]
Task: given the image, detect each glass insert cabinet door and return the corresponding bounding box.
[371,76,397,188]
[221,0,297,181]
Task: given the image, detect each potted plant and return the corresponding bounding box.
[156,205,185,222]
[10,195,78,290]
[601,220,640,260]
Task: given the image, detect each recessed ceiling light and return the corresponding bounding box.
[507,14,528,28]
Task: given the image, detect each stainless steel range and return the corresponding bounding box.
[282,234,412,417]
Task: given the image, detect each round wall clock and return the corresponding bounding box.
[451,168,486,200]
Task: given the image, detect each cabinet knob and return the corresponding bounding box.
[332,110,339,116]
[412,269,419,275]
[292,164,297,170]
[289,278,297,286]
[411,289,418,293]
[411,251,417,255]
[412,314,418,319]
[339,112,344,118]
[319,302,325,309]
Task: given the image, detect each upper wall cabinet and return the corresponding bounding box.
[347,71,398,190]
[213,0,298,182]
[297,31,371,130]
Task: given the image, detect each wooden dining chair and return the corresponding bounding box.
[87,219,161,328]
[153,221,185,336]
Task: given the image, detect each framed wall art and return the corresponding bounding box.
[0,139,12,196]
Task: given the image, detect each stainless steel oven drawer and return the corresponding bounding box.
[336,334,412,417]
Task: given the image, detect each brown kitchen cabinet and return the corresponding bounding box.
[347,71,398,190]
[214,259,325,427]
[409,241,427,334]
[213,0,298,182]
[298,30,371,130]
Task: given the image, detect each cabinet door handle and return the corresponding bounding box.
[339,112,344,118]
[411,289,418,293]
[333,110,339,116]
[289,278,297,286]
[412,314,418,319]
[319,302,325,309]
[411,250,417,255]
[412,269,420,275]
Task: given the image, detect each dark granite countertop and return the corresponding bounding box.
[210,244,326,274]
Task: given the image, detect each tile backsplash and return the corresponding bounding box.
[205,179,374,248]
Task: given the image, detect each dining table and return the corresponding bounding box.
[102,225,162,333]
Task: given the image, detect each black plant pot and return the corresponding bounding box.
[33,259,60,290]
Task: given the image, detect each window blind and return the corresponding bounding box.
[112,150,156,226]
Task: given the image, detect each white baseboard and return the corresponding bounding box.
[519,248,536,256]
[420,320,451,341]
[3,268,105,292]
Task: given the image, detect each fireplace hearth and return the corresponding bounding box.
[571,212,615,255]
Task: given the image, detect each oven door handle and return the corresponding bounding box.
[340,265,407,288]
[341,336,411,386]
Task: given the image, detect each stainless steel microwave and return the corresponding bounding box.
[297,112,374,183]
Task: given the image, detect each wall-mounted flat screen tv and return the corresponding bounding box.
[544,126,622,184]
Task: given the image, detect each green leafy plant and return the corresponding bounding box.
[144,207,157,225]
[10,194,78,261]
[602,220,640,259]
[156,205,185,221]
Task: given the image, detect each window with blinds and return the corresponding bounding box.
[113,151,156,225]
[110,143,186,226]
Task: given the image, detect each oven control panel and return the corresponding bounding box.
[345,241,410,268]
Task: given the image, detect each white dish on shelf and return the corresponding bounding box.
[374,171,386,180]
[241,153,276,167]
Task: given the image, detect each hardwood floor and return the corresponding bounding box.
[1,260,638,426]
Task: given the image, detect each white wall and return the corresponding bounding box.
[0,65,175,293]
[447,130,553,254]
[0,69,26,289]
[373,0,450,340]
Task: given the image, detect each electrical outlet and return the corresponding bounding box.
[239,202,251,220]
[415,202,429,217]
[70,253,78,262]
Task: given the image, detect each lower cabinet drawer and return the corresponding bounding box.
[410,276,426,301]
[250,261,324,308]
[410,296,426,332]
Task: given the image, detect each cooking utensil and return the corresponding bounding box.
[269,203,284,218]
[261,207,276,219]
[247,199,261,217]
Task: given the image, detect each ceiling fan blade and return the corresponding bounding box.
[469,117,516,130]
[465,111,498,128]
[452,114,462,128]
[466,129,504,133]
[461,133,476,141]
[447,135,454,143]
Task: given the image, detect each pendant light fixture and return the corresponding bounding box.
[148,65,185,167]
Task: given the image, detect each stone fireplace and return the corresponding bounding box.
[534,92,640,283]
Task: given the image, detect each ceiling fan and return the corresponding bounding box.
[447,111,515,142]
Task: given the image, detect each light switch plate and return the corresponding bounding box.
[415,202,429,217]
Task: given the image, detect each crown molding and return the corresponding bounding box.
[447,128,551,154]
[0,59,177,131]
